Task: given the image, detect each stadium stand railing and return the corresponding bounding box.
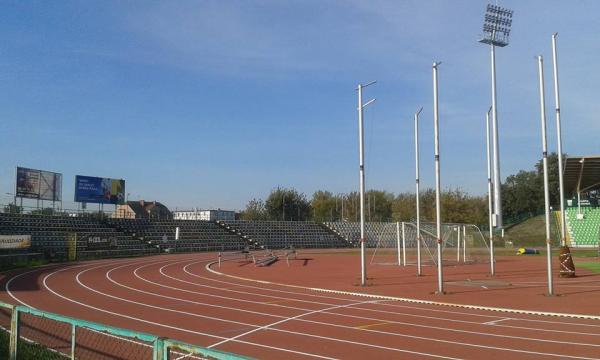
[218,220,350,249]
[565,206,600,247]
[0,301,252,360]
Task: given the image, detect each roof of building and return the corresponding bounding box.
[563,155,600,195]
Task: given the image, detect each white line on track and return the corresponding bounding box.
[104,259,600,359]
[180,260,600,329]
[143,259,600,339]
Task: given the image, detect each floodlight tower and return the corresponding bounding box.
[479,3,514,230]
[357,81,376,287]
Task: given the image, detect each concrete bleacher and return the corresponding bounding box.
[108,218,248,252]
[218,220,350,249]
[0,213,157,259]
[565,207,600,247]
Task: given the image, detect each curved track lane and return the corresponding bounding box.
[2,253,600,359]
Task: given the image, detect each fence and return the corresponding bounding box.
[0,301,251,360]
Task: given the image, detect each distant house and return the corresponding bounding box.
[173,209,235,221]
[112,200,172,219]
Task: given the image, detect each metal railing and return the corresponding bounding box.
[0,301,252,360]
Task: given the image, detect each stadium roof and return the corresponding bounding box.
[564,155,600,196]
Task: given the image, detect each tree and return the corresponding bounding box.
[265,187,311,221]
[310,191,338,223]
[3,204,22,214]
[239,198,267,220]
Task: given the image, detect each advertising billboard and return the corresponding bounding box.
[74,175,125,204]
[16,167,62,201]
[0,235,32,249]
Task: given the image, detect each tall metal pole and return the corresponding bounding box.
[537,55,554,296]
[490,43,503,229]
[552,33,567,247]
[486,107,495,276]
[414,107,423,276]
[357,81,375,287]
[433,61,444,294]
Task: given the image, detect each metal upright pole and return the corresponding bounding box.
[402,222,406,266]
[490,44,503,229]
[552,33,567,247]
[537,55,554,296]
[358,84,366,286]
[396,222,401,266]
[463,225,467,263]
[486,107,495,275]
[433,61,444,294]
[414,107,423,276]
[357,81,375,286]
[456,226,461,263]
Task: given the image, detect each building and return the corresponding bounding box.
[112,200,172,219]
[172,209,235,221]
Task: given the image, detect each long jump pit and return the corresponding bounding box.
[211,248,600,319]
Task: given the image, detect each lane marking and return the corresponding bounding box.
[205,261,600,321]
[484,318,512,326]
[355,322,391,330]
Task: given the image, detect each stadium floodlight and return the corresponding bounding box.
[479,3,514,230]
[414,107,423,277]
[432,61,444,294]
[485,107,495,276]
[357,81,376,287]
[552,33,567,248]
[537,55,554,296]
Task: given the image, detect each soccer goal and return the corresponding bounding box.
[369,222,490,266]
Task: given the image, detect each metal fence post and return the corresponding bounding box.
[9,306,19,360]
[153,337,166,360]
[71,324,76,360]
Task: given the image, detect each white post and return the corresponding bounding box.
[537,55,554,296]
[357,81,376,286]
[463,225,467,263]
[414,107,423,276]
[486,108,495,275]
[433,61,444,294]
[552,33,567,247]
[175,227,180,241]
[396,221,401,266]
[490,44,504,229]
[402,222,406,266]
[456,226,461,263]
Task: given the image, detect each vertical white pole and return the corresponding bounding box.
[396,221,401,266]
[552,33,567,247]
[175,227,180,241]
[456,227,461,262]
[414,108,423,276]
[358,84,367,286]
[402,222,406,266]
[486,108,495,275]
[490,44,503,229]
[463,225,467,263]
[433,61,444,294]
[537,55,554,296]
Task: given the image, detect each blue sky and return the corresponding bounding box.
[1,0,599,211]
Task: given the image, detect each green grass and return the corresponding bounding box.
[0,258,49,272]
[503,214,559,247]
[0,330,66,359]
[578,262,600,273]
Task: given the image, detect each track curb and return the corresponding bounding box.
[205,261,600,321]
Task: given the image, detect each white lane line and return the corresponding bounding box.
[44,262,337,360]
[483,318,512,326]
[107,260,600,358]
[103,262,466,359]
[204,260,600,321]
[179,260,600,329]
[138,260,600,340]
[207,299,382,348]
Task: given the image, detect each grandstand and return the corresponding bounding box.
[217,220,350,249]
[563,155,600,247]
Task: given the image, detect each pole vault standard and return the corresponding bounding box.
[537,55,554,296]
[414,107,423,276]
[551,33,567,247]
[486,107,495,276]
[432,61,444,294]
[357,81,376,287]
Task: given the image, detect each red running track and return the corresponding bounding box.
[1,252,600,359]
